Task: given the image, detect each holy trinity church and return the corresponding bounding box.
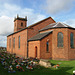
[7,15,75,60]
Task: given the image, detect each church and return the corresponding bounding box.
[7,15,75,60]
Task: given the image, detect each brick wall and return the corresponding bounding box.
[28,41,40,59]
[68,29,75,60]
[14,20,27,32]
[28,32,52,59]
[7,36,13,53]
[28,17,55,39]
[7,17,56,58]
[40,33,52,59]
[40,28,69,60]
[7,29,27,58]
[52,28,69,60]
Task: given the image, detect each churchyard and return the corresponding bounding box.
[0,50,75,75]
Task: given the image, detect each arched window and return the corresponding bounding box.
[13,38,15,48]
[18,36,20,48]
[9,39,11,48]
[46,41,49,52]
[70,33,74,48]
[57,32,63,47]
[35,46,37,58]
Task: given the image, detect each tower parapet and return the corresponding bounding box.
[14,15,27,32]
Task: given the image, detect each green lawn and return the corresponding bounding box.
[0,59,75,75]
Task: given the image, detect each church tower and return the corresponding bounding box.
[14,15,27,32]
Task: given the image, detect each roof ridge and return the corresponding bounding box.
[59,22,68,27]
[53,22,58,27]
[53,22,68,27]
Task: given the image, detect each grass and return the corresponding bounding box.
[0,59,75,75]
[50,60,75,75]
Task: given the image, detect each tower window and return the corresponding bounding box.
[21,22,23,26]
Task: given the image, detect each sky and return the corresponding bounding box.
[0,0,75,47]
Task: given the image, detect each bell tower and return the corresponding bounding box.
[14,15,27,32]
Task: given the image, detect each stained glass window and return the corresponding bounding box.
[70,33,74,48]
[46,41,49,52]
[18,36,20,48]
[57,32,63,47]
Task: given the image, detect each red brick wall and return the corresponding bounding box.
[28,17,55,39]
[14,20,27,32]
[68,29,75,60]
[52,28,69,60]
[40,33,52,59]
[7,36,13,53]
[40,28,69,60]
[28,33,52,59]
[28,41,40,59]
[7,29,27,58]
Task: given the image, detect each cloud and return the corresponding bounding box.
[43,0,74,14]
[64,19,75,28]
[0,36,7,47]
[0,3,46,36]
[0,3,46,47]
[0,16,14,36]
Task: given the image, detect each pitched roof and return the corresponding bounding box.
[28,31,53,41]
[39,22,75,32]
[7,17,54,37]
[27,17,55,28]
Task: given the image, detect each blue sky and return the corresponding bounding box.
[0,0,75,47]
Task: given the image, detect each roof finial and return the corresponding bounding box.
[17,14,19,18]
[14,16,16,20]
[25,16,27,20]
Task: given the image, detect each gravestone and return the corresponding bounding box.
[39,59,51,68]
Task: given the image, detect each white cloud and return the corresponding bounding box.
[0,16,14,36]
[0,3,46,47]
[64,19,75,28]
[43,0,74,14]
[0,3,46,36]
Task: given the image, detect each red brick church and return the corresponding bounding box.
[7,15,75,60]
